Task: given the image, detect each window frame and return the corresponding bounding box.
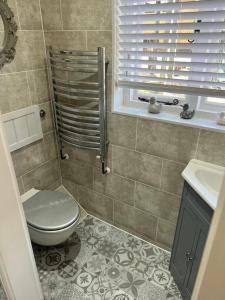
[112,0,225,126]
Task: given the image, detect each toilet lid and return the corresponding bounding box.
[23,191,80,231]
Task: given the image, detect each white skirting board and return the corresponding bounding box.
[0,105,43,152]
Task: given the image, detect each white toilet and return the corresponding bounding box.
[21,189,80,246]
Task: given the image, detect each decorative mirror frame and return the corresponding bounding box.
[0,0,17,69]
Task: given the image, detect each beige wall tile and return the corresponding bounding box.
[8,0,20,25]
[16,0,42,30]
[135,182,181,223]
[22,159,60,191]
[114,201,157,241]
[12,132,57,176]
[0,0,61,202]
[61,159,93,188]
[93,168,135,205]
[77,185,113,221]
[47,179,61,191]
[161,160,185,195]
[87,31,112,73]
[39,102,53,133]
[63,144,99,166]
[136,119,199,163]
[2,31,46,73]
[42,132,58,162]
[40,0,62,30]
[61,0,112,30]
[27,69,49,104]
[196,130,225,166]
[62,178,78,199]
[112,146,162,188]
[156,219,176,248]
[44,31,86,50]
[0,72,31,113]
[109,113,137,149]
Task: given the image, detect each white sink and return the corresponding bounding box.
[182,159,225,210]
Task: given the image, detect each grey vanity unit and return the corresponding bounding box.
[170,181,213,300]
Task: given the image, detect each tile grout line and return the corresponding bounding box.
[155,217,159,244]
[59,0,64,31]
[25,71,33,106]
[0,67,46,77]
[20,157,58,179]
[194,129,201,159]
[38,0,64,185]
[113,143,186,167]
[88,212,171,254]
[134,117,138,151]
[68,153,181,198]
[159,158,164,190]
[74,182,175,230]
[85,31,88,50]
[133,180,137,208]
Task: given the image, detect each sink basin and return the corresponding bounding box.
[182,159,225,210]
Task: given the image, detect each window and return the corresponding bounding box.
[114,0,225,117]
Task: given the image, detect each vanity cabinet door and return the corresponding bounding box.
[169,198,199,292]
[170,182,213,300]
[183,227,208,299]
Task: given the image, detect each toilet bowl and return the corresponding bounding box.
[22,189,80,246]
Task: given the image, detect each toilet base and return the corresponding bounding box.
[28,220,78,246]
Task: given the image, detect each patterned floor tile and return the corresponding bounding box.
[57,284,91,300]
[112,289,134,300]
[33,214,182,300]
[137,282,167,300]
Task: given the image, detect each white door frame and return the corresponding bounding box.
[0,119,43,300]
[192,175,225,299]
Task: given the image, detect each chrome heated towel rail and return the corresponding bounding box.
[47,47,110,174]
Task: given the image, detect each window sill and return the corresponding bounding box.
[112,105,225,133]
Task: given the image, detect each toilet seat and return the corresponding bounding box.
[23,190,80,232]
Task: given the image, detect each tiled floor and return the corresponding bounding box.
[33,215,182,300]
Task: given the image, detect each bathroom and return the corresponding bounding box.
[0,0,225,299]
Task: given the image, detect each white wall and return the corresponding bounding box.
[0,121,43,300]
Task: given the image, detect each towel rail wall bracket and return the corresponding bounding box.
[46,46,110,174]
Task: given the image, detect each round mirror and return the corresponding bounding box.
[0,0,17,69]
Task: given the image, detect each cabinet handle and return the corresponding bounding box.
[185,251,191,258]
[185,251,193,262]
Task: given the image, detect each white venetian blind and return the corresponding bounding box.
[116,0,225,96]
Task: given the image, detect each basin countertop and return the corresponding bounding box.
[182,159,225,210]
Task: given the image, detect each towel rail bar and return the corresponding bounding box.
[55,103,99,116]
[49,49,98,56]
[53,84,99,95]
[54,91,99,102]
[47,46,109,174]
[52,77,99,88]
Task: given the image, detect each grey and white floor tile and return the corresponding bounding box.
[33,215,182,300]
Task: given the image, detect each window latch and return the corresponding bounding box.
[138,97,179,106]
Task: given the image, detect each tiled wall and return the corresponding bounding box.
[3,1,225,249]
[40,0,225,249]
[0,0,61,194]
